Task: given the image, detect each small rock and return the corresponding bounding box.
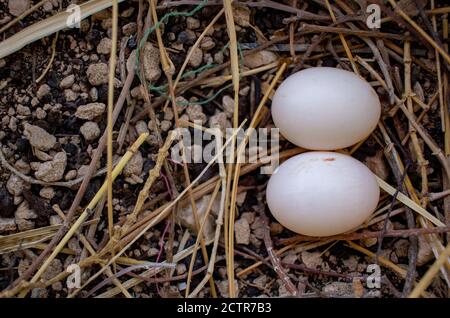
[50,215,62,226]
[42,259,63,280]
[23,123,56,151]
[270,222,284,235]
[122,22,137,36]
[39,187,55,200]
[9,0,30,17]
[417,235,433,266]
[15,201,37,231]
[234,218,250,245]
[16,105,31,117]
[89,87,98,101]
[201,37,215,51]
[80,121,100,141]
[323,282,354,297]
[15,159,30,174]
[86,63,109,86]
[64,89,78,102]
[186,17,200,30]
[75,102,106,120]
[123,151,143,177]
[160,120,172,132]
[301,251,322,268]
[135,120,150,136]
[218,279,239,298]
[7,174,28,196]
[0,218,16,233]
[176,195,218,241]
[209,112,231,134]
[177,30,196,45]
[35,151,67,182]
[65,170,77,180]
[253,275,267,289]
[188,47,203,68]
[233,6,250,27]
[251,216,265,239]
[241,212,256,224]
[97,38,112,55]
[36,84,51,100]
[127,43,161,82]
[186,104,207,124]
[60,74,75,89]
[35,148,53,161]
[176,263,187,275]
[222,95,235,118]
[244,50,278,68]
[43,1,53,12]
[342,256,359,271]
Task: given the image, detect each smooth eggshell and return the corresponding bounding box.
[266,152,380,237]
[272,67,381,150]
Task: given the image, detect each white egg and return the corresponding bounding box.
[266,152,379,237]
[272,67,381,150]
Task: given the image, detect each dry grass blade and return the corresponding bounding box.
[0,0,126,59]
[17,133,149,297]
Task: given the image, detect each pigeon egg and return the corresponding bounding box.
[271,67,381,150]
[266,152,380,237]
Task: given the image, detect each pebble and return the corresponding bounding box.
[301,251,322,268]
[186,104,207,124]
[208,112,230,134]
[222,95,235,118]
[186,17,200,30]
[89,87,98,102]
[417,235,433,266]
[39,187,55,200]
[244,50,278,68]
[7,174,28,196]
[234,218,251,245]
[160,120,172,132]
[80,121,100,141]
[97,38,112,55]
[23,123,56,151]
[0,218,16,233]
[34,148,53,161]
[9,0,30,17]
[135,120,150,136]
[218,280,239,298]
[241,211,256,224]
[188,47,203,68]
[36,84,51,100]
[65,170,77,180]
[233,6,250,27]
[15,201,37,231]
[16,105,31,117]
[64,89,78,102]
[127,43,161,82]
[14,159,31,174]
[123,151,143,177]
[35,108,47,119]
[43,1,53,12]
[35,151,67,182]
[176,195,218,241]
[122,22,137,36]
[75,102,106,120]
[86,63,109,86]
[323,282,354,297]
[60,74,75,89]
[200,37,215,51]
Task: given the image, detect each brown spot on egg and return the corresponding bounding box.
[323,157,335,161]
